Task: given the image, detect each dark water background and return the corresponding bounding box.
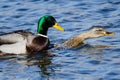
[0,0,120,80]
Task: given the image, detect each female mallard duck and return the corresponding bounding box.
[56,27,114,48]
[0,15,64,55]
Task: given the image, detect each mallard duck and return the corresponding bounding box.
[0,15,64,55]
[57,27,114,48]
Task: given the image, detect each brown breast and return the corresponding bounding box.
[26,36,49,54]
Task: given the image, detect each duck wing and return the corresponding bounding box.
[0,30,34,45]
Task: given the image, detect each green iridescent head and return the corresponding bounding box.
[37,15,64,35]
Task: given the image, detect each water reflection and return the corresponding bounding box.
[27,54,54,76]
[71,44,114,60]
[0,43,118,80]
[0,54,54,77]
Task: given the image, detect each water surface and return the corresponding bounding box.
[0,0,120,80]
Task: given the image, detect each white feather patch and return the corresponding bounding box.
[37,34,48,38]
[0,40,27,54]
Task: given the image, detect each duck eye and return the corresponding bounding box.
[96,29,103,31]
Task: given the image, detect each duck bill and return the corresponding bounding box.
[104,31,115,36]
[53,22,64,31]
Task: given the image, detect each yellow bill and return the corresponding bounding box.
[104,31,115,36]
[53,23,64,31]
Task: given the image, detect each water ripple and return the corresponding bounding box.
[0,0,120,80]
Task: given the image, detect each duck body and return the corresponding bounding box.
[0,30,49,54]
[56,27,114,48]
[0,15,64,55]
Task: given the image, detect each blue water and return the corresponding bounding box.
[0,0,120,80]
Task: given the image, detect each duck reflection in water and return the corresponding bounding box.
[26,53,55,76]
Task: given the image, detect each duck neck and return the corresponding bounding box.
[37,19,48,35]
[37,26,48,35]
[77,31,92,40]
[61,31,92,48]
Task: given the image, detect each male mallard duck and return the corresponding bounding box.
[57,27,114,48]
[0,15,64,55]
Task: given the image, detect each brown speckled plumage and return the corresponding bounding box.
[61,36,84,48]
[58,27,114,48]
